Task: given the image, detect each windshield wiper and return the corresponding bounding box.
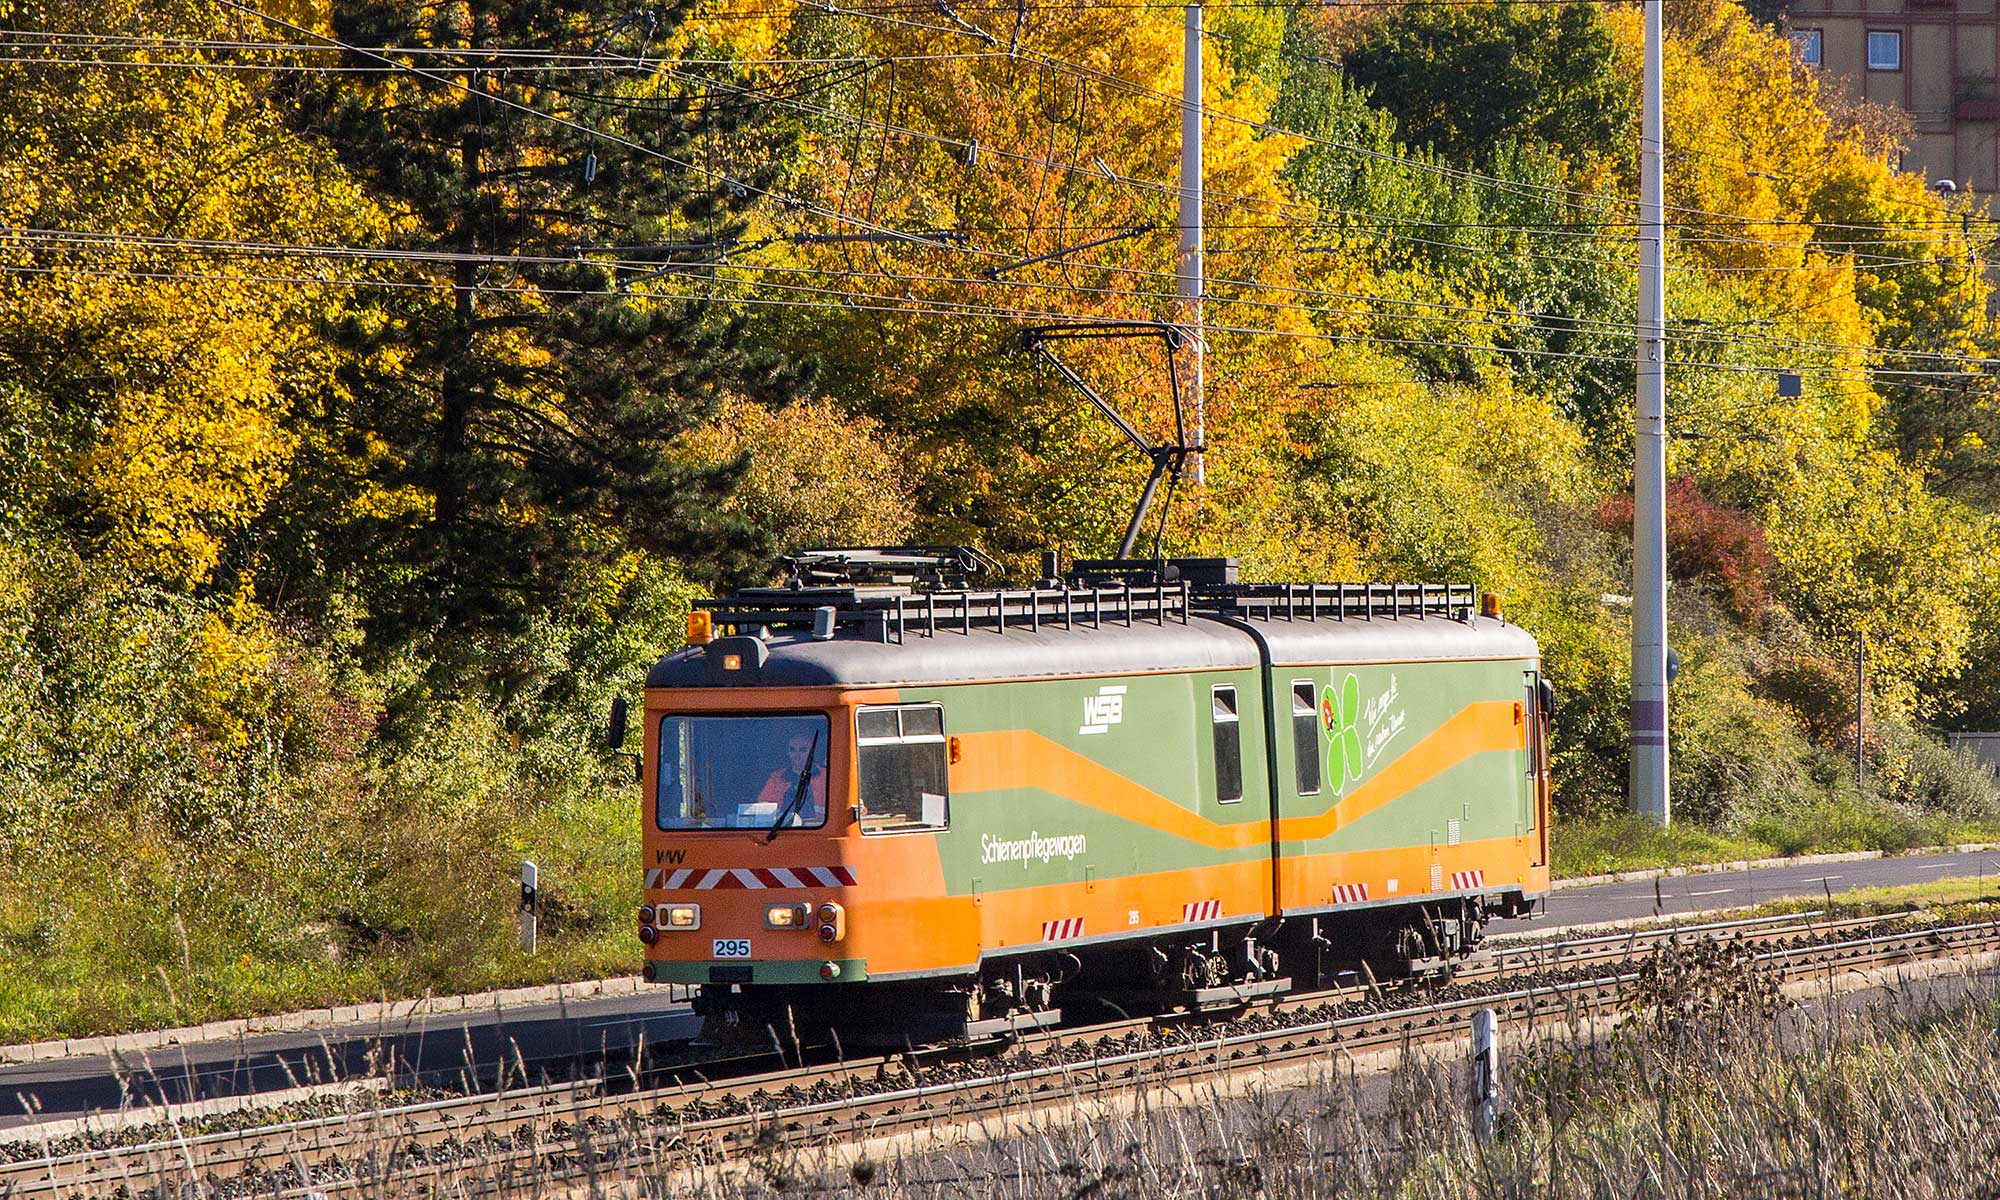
[765,730,820,842]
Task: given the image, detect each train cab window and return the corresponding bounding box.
[856,704,949,834]
[1212,686,1243,803]
[1292,681,1321,796]
[656,714,829,831]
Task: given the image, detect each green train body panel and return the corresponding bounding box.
[1272,659,1537,852]
[891,654,1537,909]
[904,667,1274,896]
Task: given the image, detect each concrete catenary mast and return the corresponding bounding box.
[1178,1,1204,487]
[1631,0,1671,825]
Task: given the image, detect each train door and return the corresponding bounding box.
[1205,675,1276,919]
[1277,677,1321,913]
[1524,669,1550,867]
[1267,669,1363,915]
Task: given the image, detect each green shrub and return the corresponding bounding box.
[0,545,687,1041]
[1872,719,2000,821]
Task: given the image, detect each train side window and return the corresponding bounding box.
[1291,681,1321,796]
[856,703,950,834]
[1212,685,1243,804]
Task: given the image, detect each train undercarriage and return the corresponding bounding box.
[691,893,1535,1046]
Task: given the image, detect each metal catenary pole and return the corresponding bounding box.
[1178,0,1205,487]
[1630,0,1671,826]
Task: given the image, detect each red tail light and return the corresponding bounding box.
[815,901,845,942]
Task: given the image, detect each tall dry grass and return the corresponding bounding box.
[35,950,2000,1198]
[630,954,2000,1199]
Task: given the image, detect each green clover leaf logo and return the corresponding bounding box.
[1320,674,1364,791]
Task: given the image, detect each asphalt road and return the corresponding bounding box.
[0,990,701,1132]
[1540,847,2000,928]
[6,847,1999,1129]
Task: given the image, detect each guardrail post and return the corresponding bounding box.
[1471,1007,1498,1141]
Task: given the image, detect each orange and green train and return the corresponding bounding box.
[630,550,1550,1038]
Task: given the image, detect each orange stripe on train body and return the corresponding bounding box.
[952,699,1523,851]
[890,837,1540,968]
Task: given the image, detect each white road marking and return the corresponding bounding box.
[1688,888,1734,896]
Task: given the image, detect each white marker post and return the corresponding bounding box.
[520,860,539,955]
[1471,1007,1499,1140]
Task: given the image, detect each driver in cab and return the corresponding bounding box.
[751,729,824,826]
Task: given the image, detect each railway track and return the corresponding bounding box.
[7,908,1996,1199]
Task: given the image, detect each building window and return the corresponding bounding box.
[1792,28,1822,67]
[1867,30,1901,71]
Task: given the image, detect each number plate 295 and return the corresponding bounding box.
[712,938,752,958]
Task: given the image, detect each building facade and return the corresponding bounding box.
[1775,1,2000,193]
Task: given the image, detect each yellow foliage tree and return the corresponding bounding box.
[682,0,1323,566]
[0,0,383,587]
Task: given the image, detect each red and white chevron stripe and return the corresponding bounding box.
[645,866,858,890]
[1330,883,1370,905]
[1041,916,1086,941]
[1450,870,1486,890]
[1181,899,1223,923]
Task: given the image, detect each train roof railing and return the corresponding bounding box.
[697,547,1477,642]
[698,579,1193,644]
[1192,581,1480,623]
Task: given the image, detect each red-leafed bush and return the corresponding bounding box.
[1598,478,1773,619]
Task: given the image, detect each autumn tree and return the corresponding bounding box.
[1336,0,1633,164]
[0,0,381,588]
[287,0,812,665]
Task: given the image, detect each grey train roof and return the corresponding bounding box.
[646,579,1538,690]
[647,618,1259,689]
[1247,612,1537,668]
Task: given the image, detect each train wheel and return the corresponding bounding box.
[1360,923,1429,978]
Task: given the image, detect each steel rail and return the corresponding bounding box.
[273,916,2000,1198]
[5,910,1990,1198]
[0,908,1900,1193]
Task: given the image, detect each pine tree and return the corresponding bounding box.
[293,0,812,655]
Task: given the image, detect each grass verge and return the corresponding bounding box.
[1551,807,2000,878]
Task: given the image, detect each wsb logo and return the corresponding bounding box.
[1078,684,1127,736]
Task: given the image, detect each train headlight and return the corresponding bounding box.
[637,904,656,926]
[662,904,701,929]
[638,925,658,945]
[766,903,808,929]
